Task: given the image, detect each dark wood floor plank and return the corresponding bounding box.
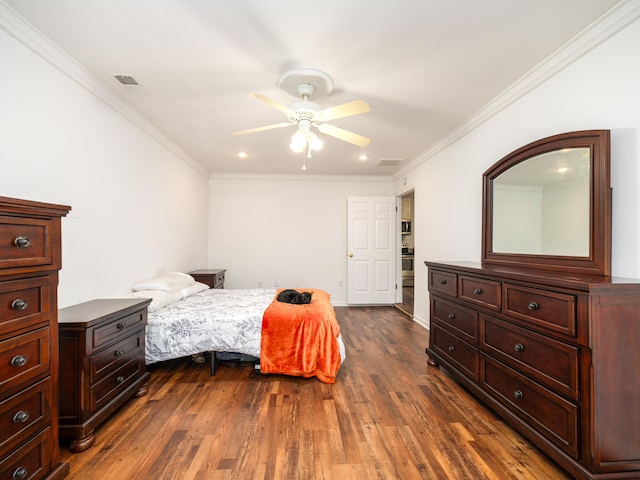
[60,305,570,479]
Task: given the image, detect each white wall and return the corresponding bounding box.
[4,4,639,322]
[399,12,640,327]
[0,29,210,307]
[208,175,393,304]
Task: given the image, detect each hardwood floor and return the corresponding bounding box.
[60,306,569,479]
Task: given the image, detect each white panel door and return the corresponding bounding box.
[347,196,397,304]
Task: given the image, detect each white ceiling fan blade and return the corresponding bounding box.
[316,100,370,122]
[318,123,371,147]
[251,93,293,114]
[233,122,292,136]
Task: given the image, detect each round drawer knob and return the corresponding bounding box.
[448,345,455,353]
[13,466,29,480]
[11,299,28,311]
[13,410,30,424]
[115,349,124,357]
[439,279,447,285]
[473,288,483,295]
[11,355,28,367]
[14,237,31,248]
[514,343,525,352]
[116,376,125,384]
[117,322,126,330]
[513,390,524,399]
[447,313,455,320]
[527,302,539,311]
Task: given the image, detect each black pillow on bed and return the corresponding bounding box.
[277,289,312,304]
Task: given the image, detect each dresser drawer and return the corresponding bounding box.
[503,283,577,337]
[92,310,146,351]
[481,357,578,458]
[213,271,225,289]
[0,215,55,271]
[431,296,478,345]
[430,324,478,380]
[0,427,51,480]
[90,356,146,412]
[0,378,51,457]
[0,277,50,336]
[428,269,457,297]
[481,315,579,400]
[459,275,501,310]
[0,327,50,395]
[89,330,145,384]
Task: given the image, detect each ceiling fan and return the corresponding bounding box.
[233,68,371,157]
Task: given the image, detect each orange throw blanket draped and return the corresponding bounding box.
[260,289,341,383]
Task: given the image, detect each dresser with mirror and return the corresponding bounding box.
[425,130,640,479]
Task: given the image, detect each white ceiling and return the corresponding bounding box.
[3,0,621,176]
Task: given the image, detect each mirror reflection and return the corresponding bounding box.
[492,147,590,256]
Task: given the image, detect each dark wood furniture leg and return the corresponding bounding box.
[210,351,217,376]
[69,434,96,453]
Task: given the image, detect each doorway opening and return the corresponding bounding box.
[394,190,414,318]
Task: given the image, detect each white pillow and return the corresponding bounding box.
[181,281,210,298]
[128,289,184,312]
[131,272,195,292]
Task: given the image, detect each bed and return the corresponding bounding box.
[133,279,345,383]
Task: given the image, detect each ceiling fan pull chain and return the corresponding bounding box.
[301,143,308,170]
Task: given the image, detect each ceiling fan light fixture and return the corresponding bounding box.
[308,131,323,152]
[290,128,308,153]
[290,127,323,155]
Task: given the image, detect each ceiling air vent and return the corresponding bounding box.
[376,158,403,167]
[113,74,139,85]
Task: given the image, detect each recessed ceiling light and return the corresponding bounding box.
[358,154,368,161]
[557,167,568,173]
[238,152,248,158]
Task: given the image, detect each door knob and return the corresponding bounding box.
[348,253,353,257]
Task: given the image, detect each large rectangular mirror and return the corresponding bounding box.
[482,130,611,276]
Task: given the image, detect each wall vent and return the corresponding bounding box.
[113,74,139,85]
[376,158,404,167]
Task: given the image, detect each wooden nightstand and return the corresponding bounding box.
[189,269,226,289]
[58,298,151,452]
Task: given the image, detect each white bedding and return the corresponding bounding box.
[145,288,277,364]
[145,288,346,366]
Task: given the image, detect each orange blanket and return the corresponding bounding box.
[260,289,341,383]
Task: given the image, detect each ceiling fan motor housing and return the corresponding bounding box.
[287,102,321,123]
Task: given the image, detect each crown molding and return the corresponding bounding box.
[0,1,210,177]
[209,172,393,183]
[393,0,640,181]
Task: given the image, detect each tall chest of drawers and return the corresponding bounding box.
[0,196,70,480]
[57,298,151,453]
[425,260,640,480]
